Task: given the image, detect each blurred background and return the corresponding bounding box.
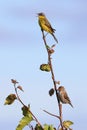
[0,0,87,130]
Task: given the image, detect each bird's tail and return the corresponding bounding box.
[69,102,73,108]
[52,33,58,43]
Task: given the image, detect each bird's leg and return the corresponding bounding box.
[41,30,45,39]
[41,29,48,39]
[45,32,48,37]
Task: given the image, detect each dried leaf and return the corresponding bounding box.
[17,85,24,92]
[4,94,17,105]
[49,88,54,96]
[56,81,60,85]
[11,79,19,84]
[48,49,55,54]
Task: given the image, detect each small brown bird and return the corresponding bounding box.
[37,12,58,43]
[58,86,73,107]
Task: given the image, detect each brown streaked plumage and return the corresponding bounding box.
[58,86,73,107]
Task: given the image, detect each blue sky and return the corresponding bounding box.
[0,0,87,130]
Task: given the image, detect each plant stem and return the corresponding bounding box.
[42,109,60,119]
[42,31,63,130]
[13,83,43,128]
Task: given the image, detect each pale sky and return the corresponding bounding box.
[0,0,87,130]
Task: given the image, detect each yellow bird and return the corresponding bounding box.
[38,12,58,43]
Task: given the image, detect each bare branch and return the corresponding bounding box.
[12,80,43,129]
[42,109,60,119]
[41,31,64,130]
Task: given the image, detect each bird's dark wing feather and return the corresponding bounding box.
[64,93,70,102]
[44,17,56,32]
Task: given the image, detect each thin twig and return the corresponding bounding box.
[14,84,25,106]
[13,83,43,128]
[41,31,63,130]
[42,109,60,119]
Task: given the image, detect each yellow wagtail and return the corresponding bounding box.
[37,12,58,43]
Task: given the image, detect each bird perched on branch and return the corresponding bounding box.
[37,12,58,43]
[57,86,73,107]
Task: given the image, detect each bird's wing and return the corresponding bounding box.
[44,17,56,32]
[64,92,71,102]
